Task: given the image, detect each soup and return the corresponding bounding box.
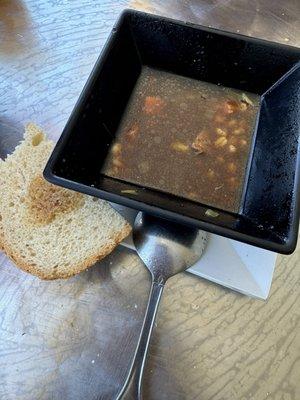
[102,67,260,212]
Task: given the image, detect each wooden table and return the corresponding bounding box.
[0,1,299,399]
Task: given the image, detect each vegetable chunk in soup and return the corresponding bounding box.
[102,67,260,212]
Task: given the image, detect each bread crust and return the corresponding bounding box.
[1,223,131,279]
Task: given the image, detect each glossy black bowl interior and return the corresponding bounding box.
[44,10,300,254]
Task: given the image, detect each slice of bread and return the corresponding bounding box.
[0,123,131,279]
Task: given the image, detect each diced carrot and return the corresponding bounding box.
[143,96,164,115]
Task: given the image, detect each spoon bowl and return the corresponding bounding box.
[134,212,207,282]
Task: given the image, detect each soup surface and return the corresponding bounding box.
[102,66,260,212]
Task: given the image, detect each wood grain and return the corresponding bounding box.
[130,0,300,46]
[0,0,127,141]
[0,1,299,399]
[0,246,299,400]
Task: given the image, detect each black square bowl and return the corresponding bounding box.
[44,9,300,254]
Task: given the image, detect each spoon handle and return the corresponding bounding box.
[116,280,164,400]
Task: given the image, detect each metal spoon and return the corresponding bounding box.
[116,212,207,400]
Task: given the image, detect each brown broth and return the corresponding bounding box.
[102,67,260,212]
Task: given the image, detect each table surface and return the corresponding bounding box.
[0,1,299,399]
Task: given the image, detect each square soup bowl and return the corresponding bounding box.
[44,10,300,254]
